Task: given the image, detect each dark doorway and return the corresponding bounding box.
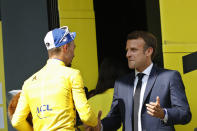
[93,0,163,68]
[94,0,147,66]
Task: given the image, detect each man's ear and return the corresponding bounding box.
[146,47,153,57]
[62,44,69,53]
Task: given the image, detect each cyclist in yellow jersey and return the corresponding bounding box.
[11,26,99,131]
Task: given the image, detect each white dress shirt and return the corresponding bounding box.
[133,63,153,131]
[133,63,168,131]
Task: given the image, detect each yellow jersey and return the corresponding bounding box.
[11,59,97,131]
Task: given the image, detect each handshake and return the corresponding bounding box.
[83,111,102,131]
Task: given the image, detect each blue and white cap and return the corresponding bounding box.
[44,26,76,50]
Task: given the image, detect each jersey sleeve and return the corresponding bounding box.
[11,82,33,131]
[71,70,98,126]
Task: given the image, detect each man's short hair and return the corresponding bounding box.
[127,31,157,60]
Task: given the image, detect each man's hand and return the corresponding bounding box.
[84,110,102,131]
[146,96,165,119]
[94,111,102,131]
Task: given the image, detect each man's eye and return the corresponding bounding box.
[131,49,137,52]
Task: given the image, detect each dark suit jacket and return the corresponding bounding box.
[102,65,191,131]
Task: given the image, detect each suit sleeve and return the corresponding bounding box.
[71,70,98,126]
[11,83,33,131]
[166,71,192,125]
[102,80,122,131]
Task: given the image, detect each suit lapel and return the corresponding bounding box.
[142,65,158,105]
[127,71,138,130]
[127,71,135,112]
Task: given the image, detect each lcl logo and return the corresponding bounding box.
[36,104,52,119]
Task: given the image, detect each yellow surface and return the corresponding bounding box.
[58,0,98,91]
[88,89,114,120]
[160,0,197,130]
[163,41,197,53]
[0,22,8,131]
[160,0,197,42]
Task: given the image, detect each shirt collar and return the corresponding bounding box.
[135,63,153,77]
[47,58,65,66]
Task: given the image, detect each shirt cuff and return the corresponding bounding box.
[101,123,103,131]
[162,108,168,123]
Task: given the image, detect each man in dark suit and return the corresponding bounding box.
[100,31,191,131]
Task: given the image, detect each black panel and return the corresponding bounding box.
[0,0,1,20]
[183,51,197,74]
[145,0,163,68]
[47,0,60,30]
[1,0,49,130]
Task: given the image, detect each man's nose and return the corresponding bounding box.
[126,51,131,58]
